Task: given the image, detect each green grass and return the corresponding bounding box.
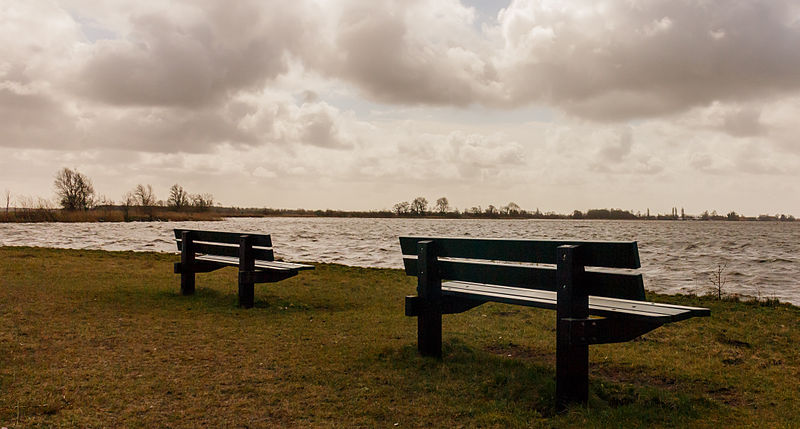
[1,247,798,427]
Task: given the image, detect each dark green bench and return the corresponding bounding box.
[400,236,709,410]
[174,229,313,308]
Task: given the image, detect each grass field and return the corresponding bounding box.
[1,246,799,427]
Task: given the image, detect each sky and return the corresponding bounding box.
[1,0,799,216]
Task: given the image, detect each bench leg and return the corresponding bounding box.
[556,324,589,410]
[555,244,589,411]
[238,235,255,308]
[238,277,255,308]
[418,306,442,358]
[416,240,442,358]
[180,230,196,295]
[180,271,195,295]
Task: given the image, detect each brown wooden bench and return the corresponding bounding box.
[400,236,710,410]
[174,229,313,308]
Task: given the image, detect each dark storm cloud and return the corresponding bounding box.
[0,88,77,149]
[494,0,800,119]
[299,0,800,120]
[76,1,306,107]
[4,0,800,155]
[89,108,259,153]
[321,1,499,106]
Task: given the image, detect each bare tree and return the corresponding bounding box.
[393,201,410,215]
[410,197,428,215]
[711,262,728,300]
[54,167,95,210]
[191,193,214,210]
[121,192,136,221]
[503,202,522,215]
[4,189,10,214]
[95,195,114,207]
[434,197,450,214]
[132,184,156,206]
[167,184,189,210]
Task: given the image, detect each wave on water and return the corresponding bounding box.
[2,218,798,305]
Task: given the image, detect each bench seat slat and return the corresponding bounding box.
[196,254,314,271]
[174,229,272,247]
[400,236,640,268]
[442,281,708,323]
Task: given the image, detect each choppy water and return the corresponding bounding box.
[2,217,798,304]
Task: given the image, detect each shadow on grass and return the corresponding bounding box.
[153,286,360,315]
[373,340,717,426]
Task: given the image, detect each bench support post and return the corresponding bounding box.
[556,244,589,411]
[417,240,442,358]
[238,235,255,308]
[180,231,196,295]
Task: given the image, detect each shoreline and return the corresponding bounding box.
[1,207,796,223]
[2,244,795,310]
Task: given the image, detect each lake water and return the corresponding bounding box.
[2,217,798,304]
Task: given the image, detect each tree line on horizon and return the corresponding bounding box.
[5,167,215,212]
[2,167,217,222]
[2,168,797,222]
[385,196,797,222]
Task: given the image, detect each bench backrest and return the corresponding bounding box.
[399,236,645,301]
[174,229,274,261]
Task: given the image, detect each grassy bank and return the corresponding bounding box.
[2,247,798,427]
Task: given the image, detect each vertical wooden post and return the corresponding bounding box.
[556,244,589,411]
[239,235,255,308]
[180,230,195,295]
[417,240,442,358]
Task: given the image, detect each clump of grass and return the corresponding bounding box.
[1,246,799,427]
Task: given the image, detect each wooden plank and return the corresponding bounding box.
[195,255,313,271]
[588,296,710,321]
[256,260,315,271]
[177,241,274,261]
[443,281,557,309]
[399,236,640,268]
[440,281,699,323]
[174,229,272,247]
[403,257,645,300]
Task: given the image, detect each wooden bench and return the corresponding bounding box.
[174,229,313,308]
[400,236,710,410]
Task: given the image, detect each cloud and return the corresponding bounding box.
[6,0,800,156]
[282,102,357,149]
[0,86,79,149]
[721,107,765,137]
[393,130,525,182]
[297,0,800,120]
[2,0,800,215]
[495,0,800,119]
[597,127,633,164]
[299,0,501,106]
[73,1,307,108]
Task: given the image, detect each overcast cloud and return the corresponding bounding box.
[1,0,799,214]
